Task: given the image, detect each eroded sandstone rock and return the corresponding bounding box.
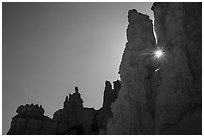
[96,80,120,134]
[107,9,157,134]
[8,81,120,135]
[107,3,201,135]
[151,2,202,134]
[7,104,68,135]
[53,87,97,134]
[7,2,201,135]
[53,87,84,127]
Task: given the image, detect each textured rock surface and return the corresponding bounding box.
[151,2,202,134]
[7,104,68,135]
[107,2,201,135]
[7,2,202,135]
[107,9,157,134]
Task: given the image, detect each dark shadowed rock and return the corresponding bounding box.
[7,104,68,135]
[107,2,201,135]
[151,2,202,134]
[8,81,120,135]
[113,80,121,92]
[16,104,44,117]
[107,8,156,135]
[97,80,120,134]
[7,2,201,135]
[103,81,119,109]
[53,87,84,128]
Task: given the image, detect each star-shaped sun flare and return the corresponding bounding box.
[152,46,166,62]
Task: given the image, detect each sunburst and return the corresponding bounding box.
[151,46,166,63]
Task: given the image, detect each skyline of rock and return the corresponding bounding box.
[7,80,121,134]
[6,2,202,135]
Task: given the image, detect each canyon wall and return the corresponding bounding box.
[107,2,202,135]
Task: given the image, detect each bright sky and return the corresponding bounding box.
[2,2,153,134]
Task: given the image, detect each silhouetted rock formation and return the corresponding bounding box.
[53,87,84,126]
[53,87,97,134]
[107,2,201,135]
[16,104,44,117]
[8,81,120,135]
[7,104,68,134]
[103,81,119,109]
[107,9,157,135]
[96,80,120,134]
[7,2,201,135]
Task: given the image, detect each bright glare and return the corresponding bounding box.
[154,49,163,59]
[152,46,166,62]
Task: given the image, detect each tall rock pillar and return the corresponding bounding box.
[107,3,202,135]
[107,9,156,134]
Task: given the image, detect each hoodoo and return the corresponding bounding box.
[7,2,201,135]
[107,3,202,135]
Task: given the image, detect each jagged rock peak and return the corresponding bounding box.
[63,87,83,109]
[113,80,121,92]
[105,81,112,90]
[126,9,155,42]
[75,86,79,93]
[16,103,45,115]
[103,80,120,109]
[128,9,151,23]
[104,80,121,92]
[65,95,68,101]
[151,2,168,10]
[107,7,156,134]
